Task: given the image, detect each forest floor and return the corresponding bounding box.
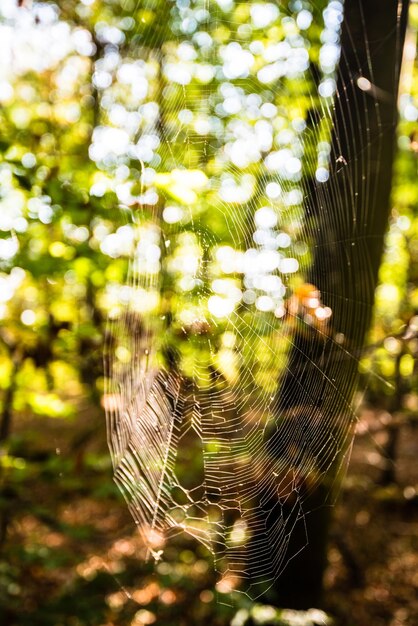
[324,405,418,626]
[2,402,418,626]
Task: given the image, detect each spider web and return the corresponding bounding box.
[103,0,409,599]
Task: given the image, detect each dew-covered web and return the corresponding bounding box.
[102,0,408,599]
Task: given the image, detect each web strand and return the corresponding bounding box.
[104,0,409,599]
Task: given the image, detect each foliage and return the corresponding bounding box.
[0,0,417,624]
[231,605,332,626]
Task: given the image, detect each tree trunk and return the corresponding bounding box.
[267,0,410,609]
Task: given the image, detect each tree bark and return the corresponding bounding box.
[267,0,410,608]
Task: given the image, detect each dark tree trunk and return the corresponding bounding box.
[266,0,410,609]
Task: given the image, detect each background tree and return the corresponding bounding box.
[270,0,410,608]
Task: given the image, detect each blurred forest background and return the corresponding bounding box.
[0,0,418,625]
